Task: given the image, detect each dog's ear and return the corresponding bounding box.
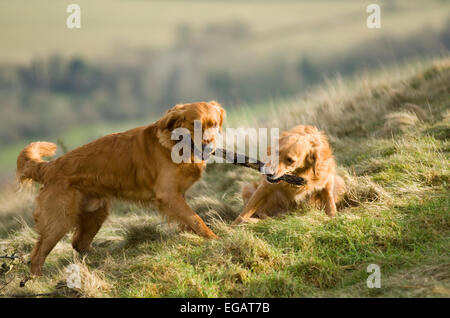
[209,101,225,133]
[218,107,226,133]
[158,104,185,131]
[306,139,321,176]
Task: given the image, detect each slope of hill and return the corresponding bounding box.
[0,58,449,297]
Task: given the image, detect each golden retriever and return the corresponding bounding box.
[17,101,225,275]
[232,125,344,225]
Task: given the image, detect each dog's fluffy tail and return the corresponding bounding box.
[17,142,57,184]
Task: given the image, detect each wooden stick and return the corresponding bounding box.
[189,139,306,186]
[211,148,306,186]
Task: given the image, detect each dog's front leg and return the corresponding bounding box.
[154,189,217,239]
[323,178,337,217]
[232,183,271,225]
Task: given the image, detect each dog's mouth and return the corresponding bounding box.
[266,175,280,183]
[265,170,287,182]
[202,142,215,154]
[265,171,306,186]
[265,171,285,183]
[189,138,215,160]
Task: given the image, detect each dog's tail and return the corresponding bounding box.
[17,142,57,184]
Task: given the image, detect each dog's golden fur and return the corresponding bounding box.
[17,101,225,275]
[232,125,345,225]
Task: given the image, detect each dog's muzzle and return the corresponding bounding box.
[266,174,279,183]
[266,172,306,186]
[201,142,215,160]
[191,138,215,161]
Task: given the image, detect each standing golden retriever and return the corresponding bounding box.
[232,125,345,225]
[17,101,225,275]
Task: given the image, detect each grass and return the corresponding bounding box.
[0,57,449,297]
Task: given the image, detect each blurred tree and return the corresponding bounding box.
[207,71,233,103]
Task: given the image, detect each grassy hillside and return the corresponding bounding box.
[0,58,449,297]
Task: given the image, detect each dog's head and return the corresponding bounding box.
[157,101,225,154]
[263,126,324,182]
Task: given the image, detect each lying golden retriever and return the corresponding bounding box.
[17,101,225,275]
[232,125,345,225]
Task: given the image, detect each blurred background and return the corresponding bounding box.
[0,0,449,180]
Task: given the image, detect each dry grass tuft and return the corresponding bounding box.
[338,173,391,209]
[0,185,35,237]
[382,111,419,135]
[67,259,111,298]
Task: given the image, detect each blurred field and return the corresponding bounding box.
[0,58,448,297]
[0,0,449,63]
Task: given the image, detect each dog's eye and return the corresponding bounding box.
[286,157,294,164]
